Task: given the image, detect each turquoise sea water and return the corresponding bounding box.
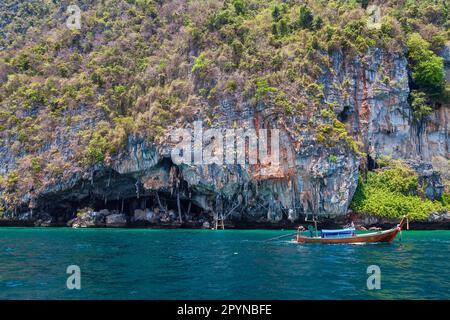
[0,228,449,299]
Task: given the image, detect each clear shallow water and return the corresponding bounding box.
[0,228,449,299]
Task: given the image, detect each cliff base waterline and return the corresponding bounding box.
[1,212,449,230]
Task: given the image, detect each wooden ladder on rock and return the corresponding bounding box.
[213,213,225,230]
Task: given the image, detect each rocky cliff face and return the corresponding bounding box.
[1,46,448,227]
[0,1,448,227]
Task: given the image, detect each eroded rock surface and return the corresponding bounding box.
[0,47,448,227]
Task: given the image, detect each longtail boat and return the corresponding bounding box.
[295,216,406,244]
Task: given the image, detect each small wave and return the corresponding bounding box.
[4,280,24,288]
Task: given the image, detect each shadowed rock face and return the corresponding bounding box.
[0,47,448,227]
[324,48,448,162]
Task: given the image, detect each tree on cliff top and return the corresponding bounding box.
[407,33,446,98]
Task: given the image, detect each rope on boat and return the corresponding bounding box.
[263,232,298,242]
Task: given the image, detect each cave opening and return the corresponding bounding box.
[35,162,208,223]
[367,154,376,171]
[337,105,351,122]
[48,191,207,222]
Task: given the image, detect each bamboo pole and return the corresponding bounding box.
[155,191,164,212]
[177,190,182,223]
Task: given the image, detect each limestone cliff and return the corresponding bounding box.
[0,0,448,227]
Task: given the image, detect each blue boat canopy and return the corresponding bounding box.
[321,228,355,238]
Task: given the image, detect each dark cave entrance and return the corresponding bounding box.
[43,189,207,222]
[367,154,376,171]
[337,105,351,122]
[35,159,209,223]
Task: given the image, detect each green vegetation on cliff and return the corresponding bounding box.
[351,159,449,219]
[406,32,448,120]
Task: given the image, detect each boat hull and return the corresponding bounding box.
[295,227,401,244]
